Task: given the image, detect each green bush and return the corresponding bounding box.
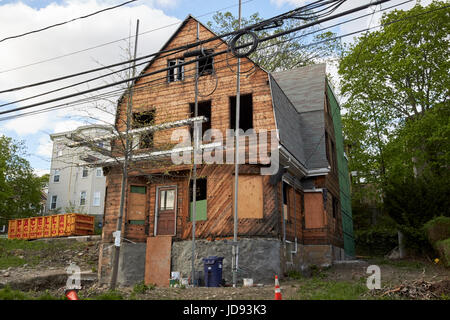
[424,216,450,245]
[0,286,30,300]
[92,290,124,300]
[435,239,450,267]
[355,226,398,255]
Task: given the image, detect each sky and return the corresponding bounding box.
[0,0,431,176]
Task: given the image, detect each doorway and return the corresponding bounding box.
[155,186,177,236]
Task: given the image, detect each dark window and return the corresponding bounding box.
[230,94,253,131]
[168,59,184,82]
[82,167,88,178]
[332,195,339,219]
[189,178,207,221]
[189,101,211,140]
[53,169,60,183]
[282,182,290,221]
[133,110,155,149]
[198,49,214,76]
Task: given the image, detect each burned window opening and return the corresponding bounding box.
[198,49,214,76]
[168,59,184,82]
[133,110,155,149]
[230,94,253,131]
[189,101,211,141]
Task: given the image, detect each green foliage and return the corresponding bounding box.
[355,226,398,256]
[295,278,368,300]
[133,281,150,294]
[0,285,30,300]
[384,170,450,253]
[286,270,303,280]
[91,290,124,300]
[339,1,450,202]
[435,239,450,267]
[0,135,43,220]
[207,11,341,72]
[423,216,450,245]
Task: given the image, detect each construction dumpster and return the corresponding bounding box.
[7,213,94,240]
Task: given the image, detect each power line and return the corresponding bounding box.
[2,0,445,123]
[0,0,140,44]
[0,0,256,75]
[0,0,395,117]
[0,0,342,94]
[1,0,408,109]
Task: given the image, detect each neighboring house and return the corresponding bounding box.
[97,15,354,286]
[47,125,111,224]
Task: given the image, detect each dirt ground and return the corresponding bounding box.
[1,237,449,300]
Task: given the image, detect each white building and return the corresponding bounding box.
[46,124,112,224]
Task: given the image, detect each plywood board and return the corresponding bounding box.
[304,192,325,228]
[233,175,263,219]
[128,189,147,221]
[145,236,172,287]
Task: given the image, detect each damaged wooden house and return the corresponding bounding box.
[96,15,355,286]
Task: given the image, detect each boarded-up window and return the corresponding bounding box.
[232,175,263,219]
[128,185,147,221]
[189,178,207,221]
[304,192,325,228]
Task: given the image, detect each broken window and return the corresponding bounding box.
[133,110,155,149]
[189,101,211,140]
[198,49,214,76]
[189,178,207,221]
[80,191,87,206]
[230,94,253,131]
[50,195,57,210]
[168,59,184,82]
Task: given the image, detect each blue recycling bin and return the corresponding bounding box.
[203,256,224,287]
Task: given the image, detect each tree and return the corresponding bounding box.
[340,1,449,183]
[0,135,43,219]
[207,11,341,72]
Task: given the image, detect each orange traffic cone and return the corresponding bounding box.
[65,289,79,300]
[274,275,282,300]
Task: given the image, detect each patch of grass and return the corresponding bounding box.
[91,290,124,300]
[133,281,149,294]
[295,278,368,300]
[0,285,30,300]
[0,255,26,269]
[286,270,304,280]
[35,290,63,300]
[369,257,427,270]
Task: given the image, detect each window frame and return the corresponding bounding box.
[50,195,57,210]
[53,169,60,183]
[82,167,89,178]
[93,191,101,207]
[80,191,87,206]
[167,58,185,83]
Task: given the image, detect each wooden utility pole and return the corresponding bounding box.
[110,19,140,290]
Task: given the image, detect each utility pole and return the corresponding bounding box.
[232,0,242,288]
[110,19,139,290]
[191,21,200,286]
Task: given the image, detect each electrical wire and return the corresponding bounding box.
[0,0,256,75]
[0,0,391,117]
[3,0,446,124]
[0,0,341,94]
[0,0,140,44]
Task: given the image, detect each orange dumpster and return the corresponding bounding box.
[7,214,95,240]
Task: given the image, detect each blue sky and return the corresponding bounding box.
[0,0,427,175]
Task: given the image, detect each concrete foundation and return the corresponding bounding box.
[98,237,346,287]
[171,238,282,285]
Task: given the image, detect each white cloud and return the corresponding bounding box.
[0,0,180,136]
[34,168,51,177]
[36,136,53,158]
